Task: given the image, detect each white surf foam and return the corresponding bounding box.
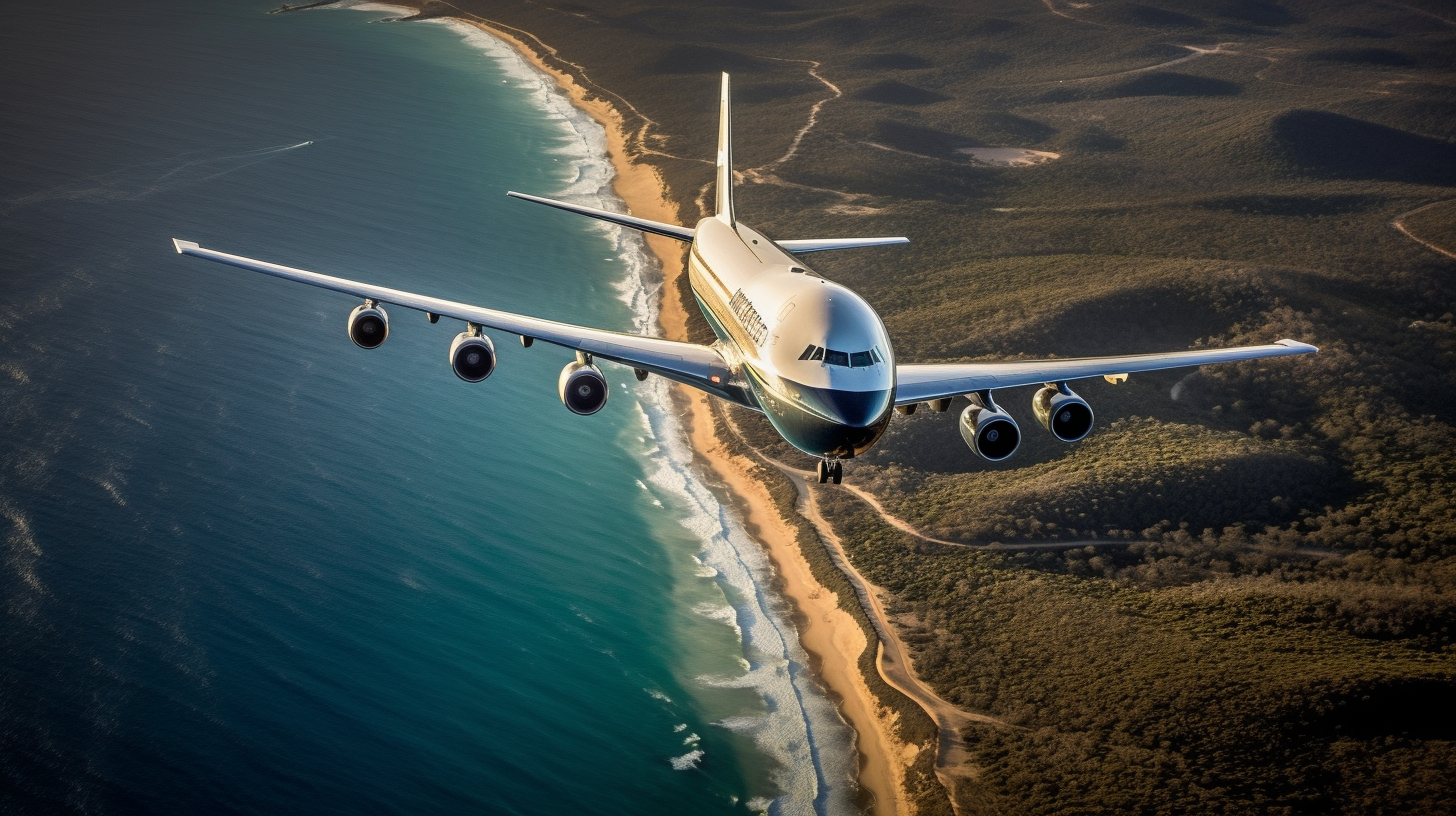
[408,17,859,815]
[670,748,706,771]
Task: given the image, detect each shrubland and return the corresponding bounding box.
[396,0,1455,811]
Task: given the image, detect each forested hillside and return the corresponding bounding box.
[400,0,1454,811]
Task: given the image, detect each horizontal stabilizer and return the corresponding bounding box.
[507,191,694,243]
[777,237,910,254]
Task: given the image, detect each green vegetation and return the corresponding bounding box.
[396,0,1456,811]
[816,487,1456,815]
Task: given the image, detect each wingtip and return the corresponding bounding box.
[172,238,200,254]
[1276,339,1319,353]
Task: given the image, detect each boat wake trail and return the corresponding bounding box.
[1,140,315,214]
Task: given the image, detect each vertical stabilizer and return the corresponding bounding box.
[715,73,735,227]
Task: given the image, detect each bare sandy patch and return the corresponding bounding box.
[957,147,1061,166]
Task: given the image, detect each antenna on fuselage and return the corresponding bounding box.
[716,72,735,228]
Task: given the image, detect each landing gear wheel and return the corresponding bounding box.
[831,462,843,485]
[816,460,829,484]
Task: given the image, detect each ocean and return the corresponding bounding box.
[0,2,855,814]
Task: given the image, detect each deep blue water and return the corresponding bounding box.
[0,2,854,814]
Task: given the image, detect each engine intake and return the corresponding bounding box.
[450,330,496,382]
[558,360,609,415]
[1032,384,1094,442]
[348,302,389,349]
[959,394,1020,462]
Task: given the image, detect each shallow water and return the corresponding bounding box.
[0,1,854,814]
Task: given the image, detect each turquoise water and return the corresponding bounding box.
[0,2,855,814]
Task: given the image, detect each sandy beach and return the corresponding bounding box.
[450,15,916,815]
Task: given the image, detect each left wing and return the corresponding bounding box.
[895,340,1317,405]
[172,239,742,402]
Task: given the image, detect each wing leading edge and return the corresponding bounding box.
[172,239,742,402]
[895,340,1318,405]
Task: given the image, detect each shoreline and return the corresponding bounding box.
[445,13,915,816]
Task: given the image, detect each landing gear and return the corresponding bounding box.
[815,460,843,485]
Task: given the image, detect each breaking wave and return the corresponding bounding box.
[409,15,857,814]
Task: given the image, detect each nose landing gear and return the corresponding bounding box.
[815,459,843,485]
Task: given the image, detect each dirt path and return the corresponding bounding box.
[1046,43,1238,84]
[835,479,1118,551]
[777,462,1005,812]
[743,60,842,180]
[1037,0,1110,27]
[720,411,1124,553]
[1393,199,1456,261]
[715,414,1096,812]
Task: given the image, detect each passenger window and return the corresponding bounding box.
[850,351,872,368]
[825,349,849,367]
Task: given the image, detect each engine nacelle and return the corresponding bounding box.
[348,302,389,349]
[558,361,609,415]
[449,331,497,382]
[959,398,1020,461]
[1032,384,1095,442]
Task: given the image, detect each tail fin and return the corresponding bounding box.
[715,73,735,227]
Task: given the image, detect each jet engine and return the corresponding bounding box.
[348,301,389,349]
[558,360,609,415]
[1032,384,1094,442]
[959,394,1020,461]
[449,330,496,382]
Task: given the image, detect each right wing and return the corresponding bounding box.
[172,239,746,404]
[776,237,910,254]
[895,340,1317,405]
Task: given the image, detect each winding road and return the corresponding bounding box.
[1393,199,1456,261]
[776,463,1004,812]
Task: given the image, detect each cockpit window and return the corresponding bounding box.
[799,345,881,367]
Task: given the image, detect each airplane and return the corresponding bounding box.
[172,73,1316,485]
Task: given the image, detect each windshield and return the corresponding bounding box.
[797,344,883,368]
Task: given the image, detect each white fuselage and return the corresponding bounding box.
[687,216,895,458]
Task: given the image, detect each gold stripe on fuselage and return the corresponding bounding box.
[689,247,761,360]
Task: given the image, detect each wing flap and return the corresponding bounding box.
[173,239,736,397]
[895,340,1317,405]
